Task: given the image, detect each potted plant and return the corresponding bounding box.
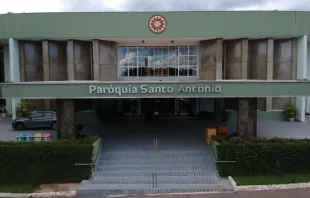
[16,101,29,118]
[1,106,7,118]
[284,102,297,122]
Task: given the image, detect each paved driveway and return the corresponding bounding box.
[0,117,56,141]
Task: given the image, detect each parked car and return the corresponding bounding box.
[12,111,57,131]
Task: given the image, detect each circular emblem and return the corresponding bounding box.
[148,15,166,34]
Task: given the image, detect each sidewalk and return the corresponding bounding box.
[74,189,310,198]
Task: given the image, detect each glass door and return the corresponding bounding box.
[121,99,141,116]
[175,98,196,116]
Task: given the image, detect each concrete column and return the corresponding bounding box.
[99,40,117,81]
[266,39,274,110]
[56,99,75,139]
[296,35,307,122]
[237,98,257,138]
[273,39,294,109]
[241,39,248,79]
[55,41,76,139]
[92,40,100,81]
[307,42,310,114]
[224,39,242,79]
[42,40,50,110]
[290,38,298,106]
[215,39,224,121]
[18,41,25,82]
[4,39,21,119]
[216,39,223,80]
[67,40,74,81]
[3,45,11,115]
[199,40,217,80]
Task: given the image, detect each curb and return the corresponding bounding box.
[0,191,234,198]
[0,190,76,198]
[228,176,310,191]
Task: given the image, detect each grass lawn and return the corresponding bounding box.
[0,184,36,193]
[234,173,310,186]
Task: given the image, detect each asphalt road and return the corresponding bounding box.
[74,189,310,198]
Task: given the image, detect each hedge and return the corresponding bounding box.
[215,137,310,177]
[0,137,97,184]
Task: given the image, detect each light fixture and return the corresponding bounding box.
[142,40,145,43]
[171,40,174,44]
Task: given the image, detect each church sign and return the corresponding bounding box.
[89,84,222,96]
[1,81,310,99]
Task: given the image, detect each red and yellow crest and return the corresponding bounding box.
[148,15,167,34]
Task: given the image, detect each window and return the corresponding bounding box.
[31,112,43,118]
[118,45,198,78]
[44,112,54,117]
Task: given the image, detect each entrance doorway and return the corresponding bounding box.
[140,98,196,117]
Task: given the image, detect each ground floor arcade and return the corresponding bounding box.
[53,97,256,139]
[1,80,310,139]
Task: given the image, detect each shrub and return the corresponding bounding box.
[16,101,29,117]
[215,138,310,177]
[284,102,297,119]
[0,137,97,184]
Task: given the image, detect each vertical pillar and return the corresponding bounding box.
[216,39,223,80]
[18,41,25,82]
[42,40,50,110]
[307,42,310,114]
[215,39,224,121]
[55,40,76,139]
[92,40,100,114]
[3,45,11,116]
[266,39,274,110]
[92,40,100,81]
[56,99,75,139]
[291,38,298,105]
[296,35,307,122]
[5,39,21,120]
[67,40,74,81]
[241,39,248,79]
[237,98,257,138]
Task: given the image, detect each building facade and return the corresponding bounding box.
[1,11,310,137]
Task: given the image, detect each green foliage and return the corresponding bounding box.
[0,137,97,185]
[215,138,310,177]
[0,106,7,114]
[16,101,29,117]
[284,102,297,119]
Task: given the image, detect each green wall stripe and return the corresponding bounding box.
[1,81,310,98]
[1,11,310,39]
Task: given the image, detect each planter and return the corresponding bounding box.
[289,117,295,122]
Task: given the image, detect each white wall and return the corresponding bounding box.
[307,42,310,113]
[5,39,21,119]
[296,35,307,121]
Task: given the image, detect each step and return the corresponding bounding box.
[97,165,215,172]
[100,154,213,158]
[99,160,212,166]
[77,188,234,196]
[91,175,219,181]
[78,183,229,190]
[94,170,218,177]
[83,176,219,184]
[76,183,234,196]
[79,183,153,189]
[100,150,212,156]
[98,163,214,169]
[100,155,213,160]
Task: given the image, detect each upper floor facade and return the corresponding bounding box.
[1,11,310,83]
